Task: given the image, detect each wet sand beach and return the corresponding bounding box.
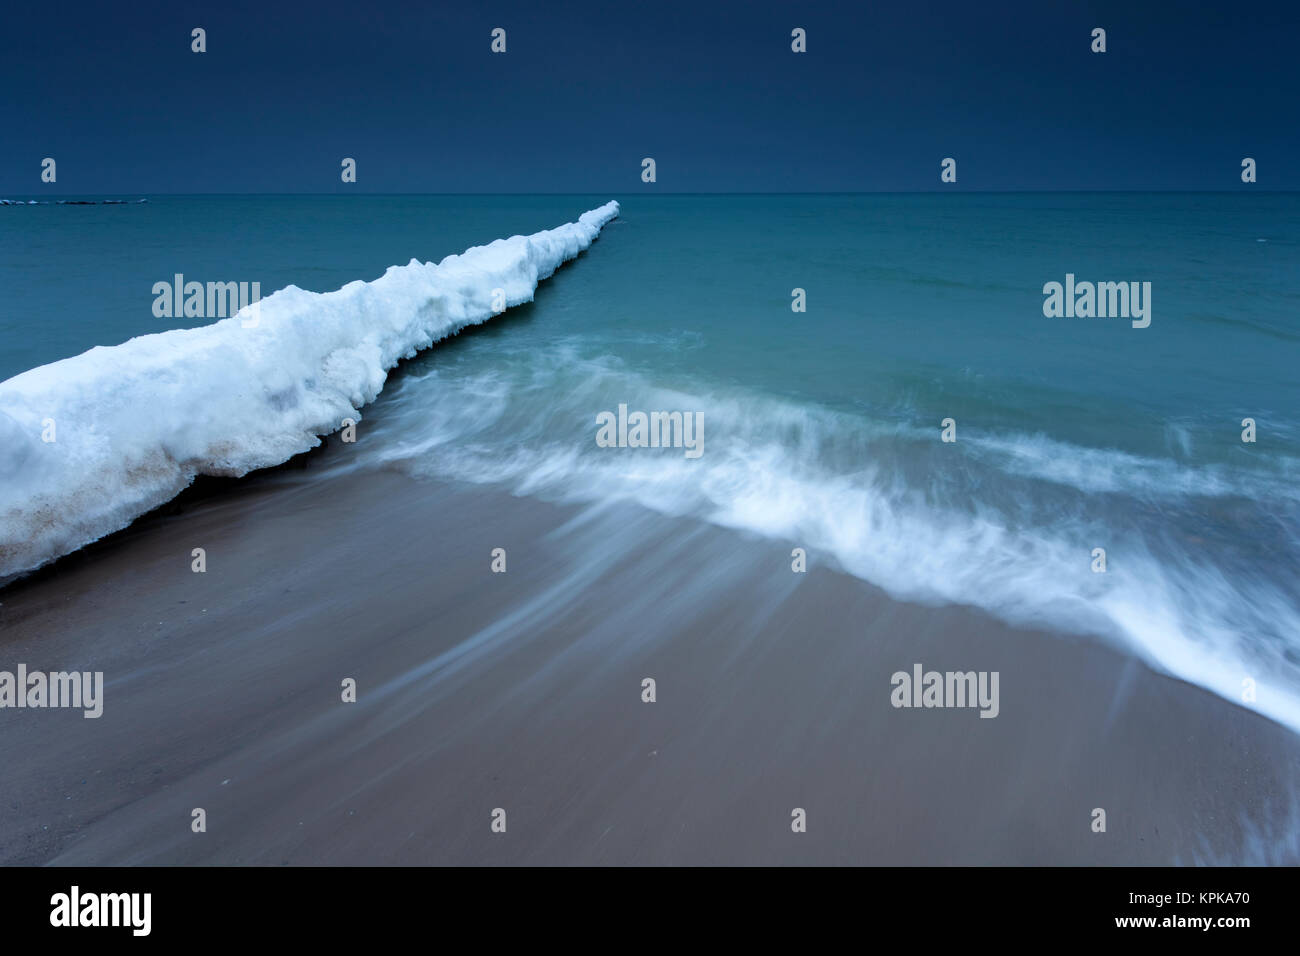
[1,459,1297,865]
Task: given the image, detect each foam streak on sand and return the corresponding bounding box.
[0,201,620,580]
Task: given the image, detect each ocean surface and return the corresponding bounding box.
[2,193,1298,727]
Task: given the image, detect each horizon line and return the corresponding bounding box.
[3,189,1297,197]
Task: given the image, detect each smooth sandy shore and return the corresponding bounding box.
[1,456,1298,865]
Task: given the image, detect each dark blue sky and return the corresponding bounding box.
[2,0,1296,193]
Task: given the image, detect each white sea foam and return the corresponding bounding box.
[0,201,620,579]
[361,346,1300,733]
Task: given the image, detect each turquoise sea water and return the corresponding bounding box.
[2,193,1298,724]
[4,194,1297,443]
